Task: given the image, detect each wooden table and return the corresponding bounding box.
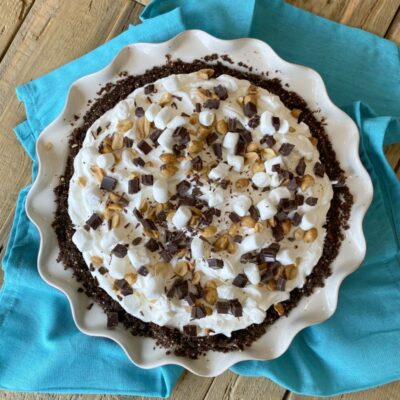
[0,1,399,399]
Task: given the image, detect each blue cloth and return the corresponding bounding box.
[1,0,399,396]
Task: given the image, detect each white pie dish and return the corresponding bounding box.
[25,29,373,377]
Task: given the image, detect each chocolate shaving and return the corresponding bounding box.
[128,177,140,194]
[141,175,154,186]
[137,140,152,155]
[111,244,128,258]
[243,102,257,117]
[232,273,248,288]
[216,301,230,314]
[212,143,222,158]
[271,116,280,131]
[149,129,163,145]
[191,304,206,319]
[249,205,260,221]
[279,143,295,156]
[133,157,145,167]
[203,99,220,109]
[260,135,276,148]
[123,136,133,148]
[114,279,133,296]
[145,238,159,252]
[214,85,228,100]
[230,299,243,317]
[207,258,224,269]
[206,132,218,146]
[296,157,306,176]
[86,213,103,230]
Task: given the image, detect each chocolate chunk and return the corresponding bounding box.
[212,142,222,159]
[141,174,154,186]
[177,181,191,196]
[183,325,197,336]
[191,155,203,171]
[160,249,172,262]
[107,312,119,329]
[206,132,218,146]
[135,107,145,117]
[230,299,243,317]
[216,301,230,314]
[207,258,224,269]
[287,177,298,191]
[195,102,202,112]
[148,129,162,146]
[272,224,284,242]
[86,213,103,230]
[191,304,206,319]
[296,157,306,176]
[249,205,260,221]
[295,194,304,206]
[235,136,246,155]
[314,162,325,177]
[279,143,295,156]
[276,277,286,291]
[137,266,149,276]
[240,251,258,264]
[173,126,190,144]
[98,266,108,275]
[229,212,241,223]
[133,157,145,167]
[145,238,159,252]
[292,212,302,226]
[144,84,155,94]
[137,140,152,155]
[166,241,179,255]
[275,211,288,222]
[220,179,230,189]
[248,115,260,128]
[128,176,140,194]
[132,237,142,246]
[100,176,117,191]
[260,134,276,148]
[305,197,318,206]
[142,218,157,231]
[244,102,257,118]
[112,244,127,258]
[184,293,196,306]
[240,130,252,144]
[133,208,143,221]
[233,234,243,243]
[261,266,276,283]
[175,280,189,299]
[192,187,202,198]
[232,273,248,288]
[123,136,133,148]
[203,99,220,109]
[278,198,297,212]
[259,243,280,262]
[114,278,133,296]
[214,85,228,100]
[228,118,245,133]
[271,116,280,131]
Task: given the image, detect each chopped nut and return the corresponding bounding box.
[91,256,103,266]
[108,203,123,212]
[247,143,259,152]
[214,235,230,251]
[241,216,256,228]
[111,133,124,150]
[177,248,188,258]
[188,140,204,154]
[201,225,217,238]
[136,117,146,140]
[265,280,277,291]
[154,262,170,275]
[309,136,318,146]
[125,272,137,285]
[247,84,258,95]
[78,176,86,187]
[45,142,53,151]
[304,228,318,243]
[144,117,151,137]
[216,119,228,135]
[192,271,203,285]
[166,211,175,222]
[245,151,259,162]
[274,303,285,316]
[289,127,296,133]
[111,213,120,229]
[291,108,302,119]
[198,125,212,139]
[139,199,148,213]
[204,287,217,305]
[262,148,277,160]
[159,153,177,164]
[190,215,200,226]
[227,241,237,254]
[252,160,265,173]
[189,113,199,125]
[90,165,105,182]
[102,144,113,154]
[254,222,264,233]
[175,261,189,277]
[144,228,159,240]
[103,207,113,221]
[281,220,292,235]
[236,96,244,105]
[160,164,178,177]
[197,87,212,100]
[294,228,305,240]
[205,305,213,316]
[267,217,277,228]
[235,178,250,190]
[285,264,298,280]
[159,92,172,106]
[198,68,215,79]
[228,223,239,236]
[117,120,133,132]
[205,279,218,289]
[300,174,315,192]
[244,94,257,105]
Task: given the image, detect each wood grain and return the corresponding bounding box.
[0,1,399,400]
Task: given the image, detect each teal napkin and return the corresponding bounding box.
[1,0,399,396]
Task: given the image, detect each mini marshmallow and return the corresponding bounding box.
[278,119,289,134]
[216,74,238,92]
[116,100,130,120]
[264,155,283,174]
[223,131,239,152]
[127,246,150,268]
[244,263,261,285]
[269,187,291,206]
[157,128,174,151]
[240,234,265,253]
[154,106,174,129]
[191,236,205,259]
[153,179,169,203]
[252,172,270,188]
[199,110,215,127]
[144,103,162,122]
[276,248,295,265]
[260,110,275,135]
[108,256,126,279]
[162,75,180,92]
[233,194,252,217]
[256,198,277,220]
[300,212,318,230]
[172,206,191,229]
[227,154,244,172]
[167,115,187,129]
[208,188,224,207]
[97,153,115,169]
[208,163,230,180]
[72,229,92,252]
[217,285,240,300]
[270,173,282,188]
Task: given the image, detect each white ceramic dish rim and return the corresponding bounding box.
[26,30,373,377]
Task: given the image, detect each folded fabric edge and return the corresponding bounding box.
[13,121,37,162]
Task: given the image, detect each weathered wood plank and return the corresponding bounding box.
[0,0,35,61]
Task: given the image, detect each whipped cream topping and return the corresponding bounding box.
[68,70,333,337]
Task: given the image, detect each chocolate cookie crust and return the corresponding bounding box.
[53,57,353,358]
